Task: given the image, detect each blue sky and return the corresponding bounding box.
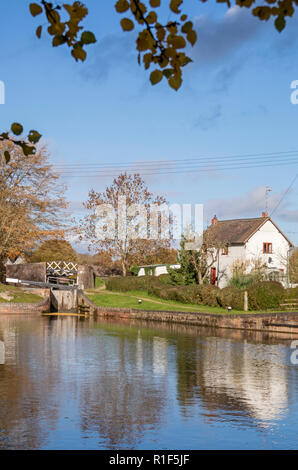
[1,1,298,250]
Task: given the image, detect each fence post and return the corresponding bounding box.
[244,290,248,312]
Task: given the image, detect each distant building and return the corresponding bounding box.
[4,255,26,266]
[137,264,180,277]
[206,213,294,288]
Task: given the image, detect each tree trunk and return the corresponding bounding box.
[122,260,127,277]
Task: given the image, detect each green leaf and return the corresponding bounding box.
[29,3,43,17]
[28,130,42,144]
[11,123,23,136]
[81,31,97,45]
[275,15,286,32]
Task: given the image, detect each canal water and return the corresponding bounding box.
[0,314,297,450]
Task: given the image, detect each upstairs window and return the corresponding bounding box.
[221,246,229,255]
[263,243,272,254]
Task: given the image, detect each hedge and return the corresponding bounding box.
[217,287,245,310]
[105,276,152,292]
[247,281,285,310]
[104,276,298,311]
[284,286,298,299]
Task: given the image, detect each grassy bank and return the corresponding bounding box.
[89,277,298,314]
[0,284,43,303]
[87,289,249,315]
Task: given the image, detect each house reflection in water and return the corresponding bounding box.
[0,340,4,364]
[176,334,289,427]
[0,315,295,449]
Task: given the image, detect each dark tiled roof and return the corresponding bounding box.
[205,217,270,245]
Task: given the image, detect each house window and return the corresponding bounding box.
[221,246,229,255]
[263,243,272,254]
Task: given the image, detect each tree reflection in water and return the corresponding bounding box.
[0,315,295,449]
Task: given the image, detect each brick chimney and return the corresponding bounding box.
[262,212,268,218]
[211,215,218,225]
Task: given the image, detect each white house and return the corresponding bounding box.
[137,263,180,277]
[207,213,294,288]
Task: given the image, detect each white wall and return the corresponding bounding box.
[138,264,180,277]
[245,220,290,275]
[216,245,246,288]
[210,220,291,287]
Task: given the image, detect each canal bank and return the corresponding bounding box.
[0,288,50,314]
[78,291,298,335]
[2,287,298,336]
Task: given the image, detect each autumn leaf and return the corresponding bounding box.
[275,15,286,32]
[71,47,87,62]
[81,31,97,45]
[11,123,23,136]
[170,0,183,14]
[29,3,43,17]
[28,130,42,144]
[186,29,197,46]
[150,69,163,85]
[115,0,130,13]
[120,18,134,31]
[36,25,42,38]
[169,74,182,91]
[150,0,160,6]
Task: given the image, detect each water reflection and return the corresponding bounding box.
[0,314,297,449]
[0,340,4,364]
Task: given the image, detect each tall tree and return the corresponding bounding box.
[168,231,223,285]
[128,246,178,267]
[30,239,78,262]
[0,141,69,264]
[80,172,173,276]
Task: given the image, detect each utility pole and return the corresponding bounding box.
[265,186,272,214]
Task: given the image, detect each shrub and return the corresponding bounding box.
[196,285,220,307]
[157,274,175,285]
[148,284,202,304]
[228,275,255,289]
[247,281,285,310]
[284,287,298,299]
[217,287,245,310]
[130,266,140,276]
[105,276,153,292]
[174,285,202,304]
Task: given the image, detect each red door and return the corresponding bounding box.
[211,267,216,286]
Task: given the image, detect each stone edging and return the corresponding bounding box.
[78,291,298,334]
[0,296,50,314]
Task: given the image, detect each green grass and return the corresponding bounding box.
[87,288,298,315]
[87,289,248,314]
[95,277,105,288]
[0,284,43,303]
